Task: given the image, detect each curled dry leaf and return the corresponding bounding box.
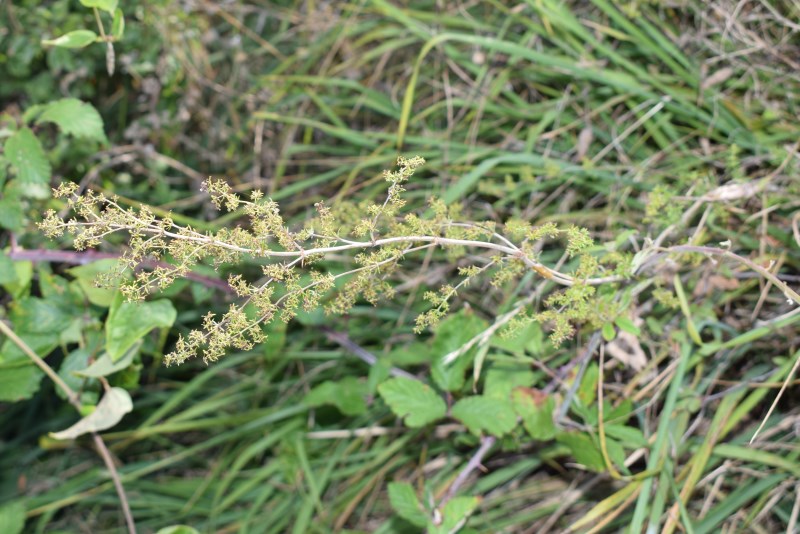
[50,387,133,440]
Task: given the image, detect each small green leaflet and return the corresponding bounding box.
[451,396,517,437]
[5,128,51,193]
[35,99,106,142]
[42,30,98,49]
[378,377,446,428]
[387,482,428,527]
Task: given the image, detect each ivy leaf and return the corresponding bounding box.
[42,30,98,49]
[50,387,133,440]
[105,294,177,361]
[512,388,557,440]
[36,98,106,142]
[451,396,518,437]
[0,500,26,534]
[387,482,428,528]
[304,376,368,416]
[378,377,446,428]
[5,128,51,195]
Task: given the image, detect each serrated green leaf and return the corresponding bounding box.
[0,499,26,534]
[483,360,535,400]
[0,330,59,364]
[378,377,446,428]
[105,294,176,361]
[36,98,106,142]
[1,259,32,299]
[0,363,44,402]
[80,0,117,13]
[9,297,72,335]
[50,387,133,440]
[557,432,627,474]
[304,376,368,416]
[42,30,98,49]
[512,388,557,440]
[0,192,24,230]
[0,251,17,285]
[556,432,605,471]
[451,396,517,437]
[21,103,46,124]
[387,482,428,527]
[5,128,51,192]
[490,320,546,356]
[111,9,124,39]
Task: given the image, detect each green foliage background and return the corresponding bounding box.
[1,1,800,532]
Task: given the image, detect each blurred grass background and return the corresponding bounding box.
[1,0,800,532]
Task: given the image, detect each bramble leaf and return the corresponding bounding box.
[35,98,106,142]
[451,396,517,437]
[304,376,368,416]
[5,128,50,196]
[388,482,428,527]
[512,388,557,440]
[378,377,446,428]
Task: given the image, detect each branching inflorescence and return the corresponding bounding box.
[40,157,628,365]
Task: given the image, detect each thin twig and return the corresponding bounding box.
[553,332,602,424]
[322,327,419,381]
[7,248,234,294]
[51,215,623,287]
[440,435,496,506]
[0,320,137,534]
